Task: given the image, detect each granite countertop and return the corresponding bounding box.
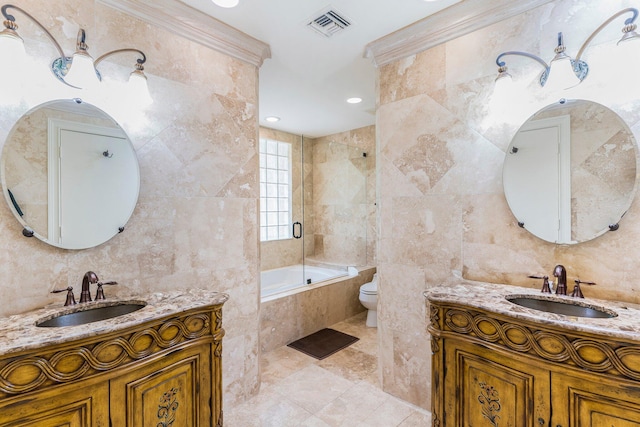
[0,289,229,356]
[425,281,640,342]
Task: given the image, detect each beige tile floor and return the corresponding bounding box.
[225,312,431,426]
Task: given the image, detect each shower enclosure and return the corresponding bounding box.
[259,132,372,298]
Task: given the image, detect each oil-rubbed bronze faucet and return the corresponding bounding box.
[51,272,117,306]
[553,265,567,295]
[79,271,99,303]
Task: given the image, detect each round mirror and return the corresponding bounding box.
[503,99,637,244]
[1,99,139,249]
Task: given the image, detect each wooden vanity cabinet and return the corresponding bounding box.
[0,303,225,427]
[0,381,109,426]
[110,344,212,426]
[442,339,550,426]
[428,301,640,427]
[551,371,640,426]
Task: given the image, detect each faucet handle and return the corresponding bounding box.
[52,286,77,306]
[571,279,596,298]
[528,275,552,293]
[95,281,118,300]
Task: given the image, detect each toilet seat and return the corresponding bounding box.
[360,281,377,295]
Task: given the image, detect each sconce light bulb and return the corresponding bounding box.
[618,29,640,45]
[64,50,100,89]
[0,27,25,58]
[495,65,512,83]
[128,68,153,106]
[212,0,239,7]
[545,55,581,90]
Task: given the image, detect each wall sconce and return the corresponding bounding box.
[0,4,152,104]
[494,7,640,91]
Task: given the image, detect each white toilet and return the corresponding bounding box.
[359,273,378,327]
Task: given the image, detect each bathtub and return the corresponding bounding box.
[260,265,376,353]
[261,264,356,298]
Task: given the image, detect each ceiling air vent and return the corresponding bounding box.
[307,8,352,38]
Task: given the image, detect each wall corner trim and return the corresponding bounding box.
[98,0,271,67]
[363,0,554,67]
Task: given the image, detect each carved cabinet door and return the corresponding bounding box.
[0,381,109,427]
[443,340,550,427]
[551,371,640,427]
[109,345,212,427]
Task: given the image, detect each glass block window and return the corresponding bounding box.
[259,138,292,241]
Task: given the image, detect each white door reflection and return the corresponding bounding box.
[48,119,136,248]
[504,115,571,243]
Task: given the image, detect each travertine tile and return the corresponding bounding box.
[317,347,378,383]
[357,395,419,427]
[273,365,356,414]
[260,346,315,386]
[397,410,432,427]
[237,313,428,426]
[224,383,314,427]
[299,416,332,427]
[315,381,389,427]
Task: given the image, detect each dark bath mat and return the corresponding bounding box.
[287,328,359,360]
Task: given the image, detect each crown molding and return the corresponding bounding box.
[364,0,554,67]
[98,0,271,67]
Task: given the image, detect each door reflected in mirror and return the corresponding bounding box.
[1,99,140,249]
[503,99,637,244]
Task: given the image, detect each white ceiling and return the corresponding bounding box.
[178,0,461,137]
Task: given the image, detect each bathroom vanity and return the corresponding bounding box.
[426,282,640,426]
[0,289,228,427]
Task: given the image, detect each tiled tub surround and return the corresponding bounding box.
[260,266,376,353]
[376,0,640,409]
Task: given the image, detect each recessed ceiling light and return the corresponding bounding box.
[212,0,239,8]
[346,97,362,104]
[265,116,280,122]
